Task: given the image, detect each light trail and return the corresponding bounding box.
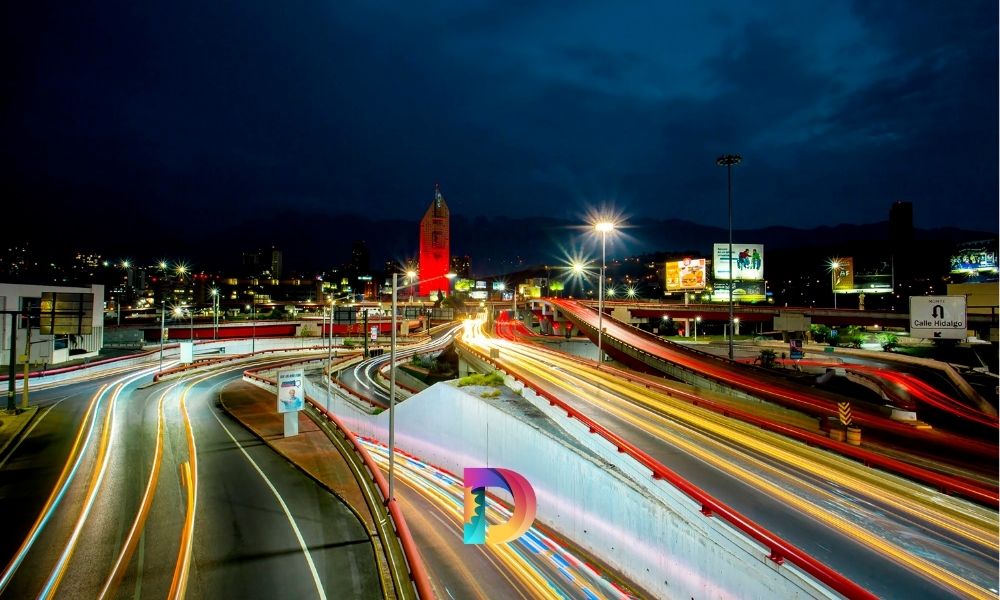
[358,437,634,600]
[467,318,999,598]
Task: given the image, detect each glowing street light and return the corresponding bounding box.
[592,219,619,366]
[695,315,702,342]
[625,285,637,299]
[829,259,842,309]
[716,153,742,360]
[387,271,457,501]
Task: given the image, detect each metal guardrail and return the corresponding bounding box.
[242,365,434,600]
[457,340,878,600]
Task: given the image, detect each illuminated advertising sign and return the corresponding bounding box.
[665,258,707,291]
[491,281,506,291]
[469,290,488,300]
[713,244,764,281]
[277,368,305,413]
[711,281,766,302]
[950,245,998,275]
[832,258,854,292]
[475,280,488,289]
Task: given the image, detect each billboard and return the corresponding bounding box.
[475,280,488,289]
[950,244,998,275]
[665,258,707,291]
[713,244,764,281]
[832,258,854,292]
[469,290,488,300]
[491,281,506,291]
[711,281,766,303]
[909,296,966,340]
[39,292,94,335]
[277,368,305,413]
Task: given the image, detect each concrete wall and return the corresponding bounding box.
[314,379,836,600]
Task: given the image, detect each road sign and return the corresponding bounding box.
[370,326,378,341]
[838,402,852,427]
[909,296,967,340]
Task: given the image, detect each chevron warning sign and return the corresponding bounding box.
[838,402,852,427]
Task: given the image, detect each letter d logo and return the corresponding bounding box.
[463,468,536,544]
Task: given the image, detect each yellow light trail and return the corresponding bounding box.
[462,322,999,599]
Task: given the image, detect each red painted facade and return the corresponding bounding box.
[418,185,450,296]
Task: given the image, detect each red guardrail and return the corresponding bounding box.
[527,340,998,507]
[242,369,433,599]
[458,340,878,600]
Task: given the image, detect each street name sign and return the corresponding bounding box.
[909,296,966,340]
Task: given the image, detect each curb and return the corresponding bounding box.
[0,406,40,461]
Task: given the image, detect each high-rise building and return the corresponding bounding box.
[419,185,450,296]
[889,201,913,245]
[450,255,471,279]
[269,247,283,279]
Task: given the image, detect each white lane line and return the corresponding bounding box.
[207,407,328,600]
[0,395,71,470]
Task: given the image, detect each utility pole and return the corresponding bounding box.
[5,311,19,413]
[363,310,369,358]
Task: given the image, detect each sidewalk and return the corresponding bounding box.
[218,381,375,531]
[0,406,39,460]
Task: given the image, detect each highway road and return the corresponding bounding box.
[466,317,1000,599]
[358,438,637,600]
[0,357,381,599]
[338,324,462,407]
[550,298,998,462]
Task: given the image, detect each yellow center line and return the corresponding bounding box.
[98,385,171,599]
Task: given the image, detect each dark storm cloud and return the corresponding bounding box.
[3,0,996,240]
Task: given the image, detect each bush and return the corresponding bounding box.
[810,324,831,344]
[457,371,505,387]
[876,332,899,352]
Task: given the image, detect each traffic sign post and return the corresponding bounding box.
[838,402,852,427]
[909,296,967,340]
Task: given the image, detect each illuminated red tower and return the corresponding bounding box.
[418,184,450,296]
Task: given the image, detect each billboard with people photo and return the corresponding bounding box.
[713,243,764,281]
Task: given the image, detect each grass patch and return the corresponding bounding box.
[457,371,505,388]
[480,389,502,398]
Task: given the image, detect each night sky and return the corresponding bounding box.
[4,1,997,250]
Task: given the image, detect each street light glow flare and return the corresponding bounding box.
[594,221,616,233]
[625,285,637,299]
[406,270,417,279]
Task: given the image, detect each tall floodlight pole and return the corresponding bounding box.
[716,154,742,361]
[159,301,166,373]
[251,293,256,354]
[388,271,456,501]
[594,221,616,365]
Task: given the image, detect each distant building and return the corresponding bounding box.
[0,282,105,366]
[269,247,283,280]
[889,201,913,245]
[419,185,450,296]
[241,247,283,279]
[450,255,471,279]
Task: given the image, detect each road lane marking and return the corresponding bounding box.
[208,406,328,600]
[99,385,172,600]
[40,381,125,598]
[0,384,108,595]
[168,380,201,600]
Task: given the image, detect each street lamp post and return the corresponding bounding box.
[716,153,742,360]
[829,260,840,309]
[251,293,256,354]
[594,221,616,365]
[695,316,701,342]
[210,289,219,339]
[388,271,456,501]
[159,301,166,372]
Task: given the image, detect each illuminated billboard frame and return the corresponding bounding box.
[713,244,764,281]
[665,258,707,291]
